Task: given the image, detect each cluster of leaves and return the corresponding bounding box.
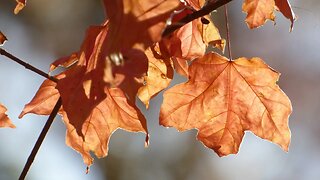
[1,0,295,170]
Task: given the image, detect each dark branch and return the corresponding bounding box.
[19,98,62,180]
[162,0,233,37]
[0,48,58,82]
[0,48,60,179]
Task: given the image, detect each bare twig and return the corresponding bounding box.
[0,48,58,82]
[0,48,60,179]
[19,98,62,180]
[162,0,233,37]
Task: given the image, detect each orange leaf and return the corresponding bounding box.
[199,16,225,51]
[185,0,206,10]
[62,87,148,167]
[19,76,62,118]
[112,49,148,101]
[275,0,296,31]
[243,0,276,29]
[172,57,189,77]
[20,68,148,167]
[103,0,181,53]
[0,31,8,45]
[0,104,15,128]
[164,14,224,60]
[160,52,291,156]
[138,44,173,108]
[55,24,148,167]
[19,25,99,117]
[166,18,206,60]
[22,21,149,167]
[49,52,78,72]
[14,0,26,14]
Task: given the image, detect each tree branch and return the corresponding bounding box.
[162,0,233,37]
[0,48,58,82]
[19,98,62,180]
[0,48,60,179]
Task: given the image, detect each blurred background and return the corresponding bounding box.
[0,0,319,179]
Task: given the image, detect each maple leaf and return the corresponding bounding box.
[243,0,295,29]
[162,8,224,76]
[160,52,291,156]
[19,77,61,118]
[19,54,77,118]
[21,21,149,167]
[163,8,224,60]
[275,0,296,31]
[242,0,276,29]
[0,104,15,128]
[19,69,148,168]
[103,0,181,54]
[14,0,26,14]
[0,31,8,45]
[54,24,148,166]
[138,44,173,108]
[55,24,108,109]
[165,18,206,60]
[62,87,148,167]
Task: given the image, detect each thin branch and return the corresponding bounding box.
[224,4,233,60]
[162,0,233,37]
[0,48,60,179]
[0,48,58,82]
[19,98,62,180]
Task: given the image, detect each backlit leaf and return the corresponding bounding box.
[22,21,149,167]
[49,52,78,72]
[20,68,148,167]
[0,31,7,45]
[243,0,276,29]
[62,87,148,167]
[164,12,224,60]
[199,16,225,51]
[14,0,26,14]
[111,49,148,101]
[55,24,148,167]
[103,0,181,53]
[172,57,189,77]
[138,44,173,108]
[185,0,206,10]
[19,76,61,118]
[275,0,296,31]
[160,52,291,156]
[0,104,15,128]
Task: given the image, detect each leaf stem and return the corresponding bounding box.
[0,48,58,82]
[162,0,233,37]
[224,4,232,61]
[19,98,62,180]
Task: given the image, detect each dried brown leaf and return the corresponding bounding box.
[275,0,296,31]
[160,52,292,156]
[103,0,181,53]
[14,0,26,14]
[243,0,276,29]
[138,45,173,108]
[0,104,15,128]
[0,31,8,46]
